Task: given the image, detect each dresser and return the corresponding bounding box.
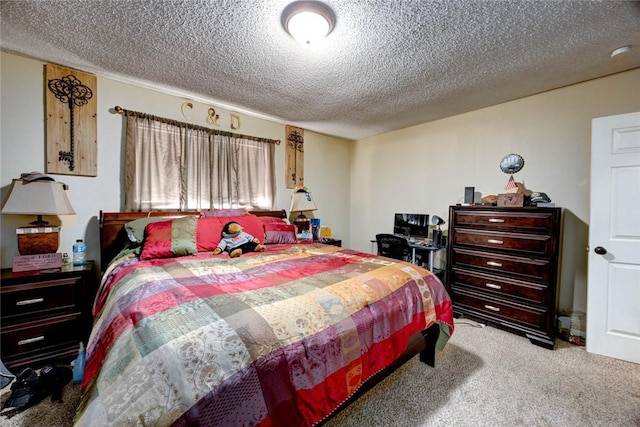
[446,206,561,349]
[0,262,97,371]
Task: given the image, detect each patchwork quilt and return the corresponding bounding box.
[74,243,453,426]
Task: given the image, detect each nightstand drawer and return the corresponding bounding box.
[1,312,83,361]
[452,229,553,257]
[1,261,97,371]
[1,277,81,321]
[450,268,548,304]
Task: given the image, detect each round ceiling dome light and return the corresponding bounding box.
[611,45,632,58]
[282,1,336,45]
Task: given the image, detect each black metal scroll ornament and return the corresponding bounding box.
[288,129,304,184]
[47,75,93,171]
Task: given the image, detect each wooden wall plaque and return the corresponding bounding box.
[45,64,97,176]
[285,125,304,188]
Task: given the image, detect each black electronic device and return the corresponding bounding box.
[530,192,551,203]
[464,187,475,204]
[393,213,430,238]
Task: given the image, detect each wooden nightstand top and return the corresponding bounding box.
[1,261,94,281]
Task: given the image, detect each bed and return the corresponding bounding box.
[74,210,454,426]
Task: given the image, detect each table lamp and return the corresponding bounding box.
[290,186,317,232]
[1,176,76,255]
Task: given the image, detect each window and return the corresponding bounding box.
[123,112,277,211]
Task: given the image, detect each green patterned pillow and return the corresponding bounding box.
[140,217,197,260]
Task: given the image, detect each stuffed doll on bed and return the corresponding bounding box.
[213,221,265,258]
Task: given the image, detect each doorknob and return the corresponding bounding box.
[594,246,607,255]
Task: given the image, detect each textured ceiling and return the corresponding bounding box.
[1,0,639,140]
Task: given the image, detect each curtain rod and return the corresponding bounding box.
[112,105,280,145]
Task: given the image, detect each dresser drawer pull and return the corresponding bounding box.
[486,261,503,267]
[18,336,45,346]
[485,283,502,290]
[484,305,501,312]
[487,239,504,245]
[488,218,505,223]
[16,298,44,306]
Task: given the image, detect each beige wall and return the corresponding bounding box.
[349,67,640,314]
[2,50,639,317]
[0,52,352,271]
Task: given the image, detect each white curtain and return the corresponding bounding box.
[124,113,276,211]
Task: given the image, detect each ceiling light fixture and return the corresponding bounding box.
[611,45,632,57]
[281,1,336,45]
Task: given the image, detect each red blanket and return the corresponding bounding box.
[76,243,453,426]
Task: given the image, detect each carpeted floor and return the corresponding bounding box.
[2,321,639,426]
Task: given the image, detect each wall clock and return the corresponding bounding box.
[499,153,524,174]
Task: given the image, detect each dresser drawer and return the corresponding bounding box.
[1,277,81,321]
[454,288,549,331]
[1,312,83,360]
[451,248,550,282]
[450,268,548,304]
[453,209,556,233]
[452,229,553,257]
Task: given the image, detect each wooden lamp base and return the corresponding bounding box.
[17,227,60,255]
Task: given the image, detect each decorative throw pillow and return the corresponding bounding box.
[196,217,225,252]
[202,208,247,218]
[124,217,170,245]
[257,216,289,225]
[140,217,197,260]
[263,223,298,244]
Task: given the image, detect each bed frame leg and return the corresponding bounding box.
[419,324,440,367]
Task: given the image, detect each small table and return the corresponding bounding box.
[407,241,443,272]
[370,239,444,272]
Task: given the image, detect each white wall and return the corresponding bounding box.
[0,52,352,271]
[349,68,640,315]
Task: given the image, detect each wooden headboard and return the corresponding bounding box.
[99,209,287,270]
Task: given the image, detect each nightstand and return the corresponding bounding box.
[0,261,97,371]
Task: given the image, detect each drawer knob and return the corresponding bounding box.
[487,239,504,245]
[486,261,503,267]
[16,297,44,306]
[18,336,45,346]
[488,218,505,223]
[484,305,501,312]
[485,283,502,290]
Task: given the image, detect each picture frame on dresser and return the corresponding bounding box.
[446,205,561,349]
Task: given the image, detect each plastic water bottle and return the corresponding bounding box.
[73,239,87,266]
[72,342,86,384]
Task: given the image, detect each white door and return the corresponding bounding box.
[587,111,640,364]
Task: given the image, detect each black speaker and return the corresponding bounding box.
[432,229,443,248]
[464,186,475,204]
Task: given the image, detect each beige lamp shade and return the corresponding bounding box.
[290,189,317,215]
[1,178,76,255]
[1,179,76,218]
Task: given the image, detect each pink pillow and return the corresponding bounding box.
[202,208,247,217]
[264,223,298,244]
[196,218,224,252]
[140,217,197,260]
[257,216,288,225]
[217,214,265,244]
